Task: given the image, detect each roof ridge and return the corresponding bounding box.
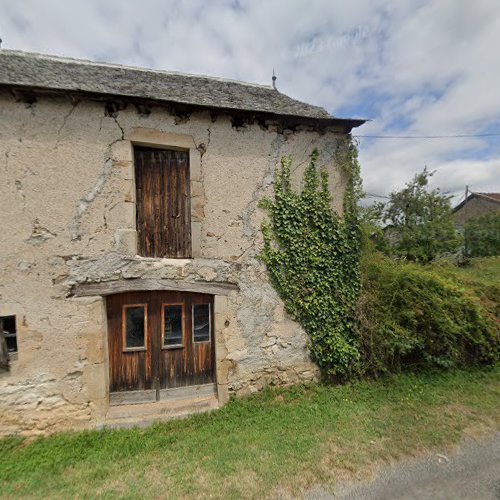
[0,49,275,90]
[473,192,500,203]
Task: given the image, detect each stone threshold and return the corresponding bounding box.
[100,384,219,429]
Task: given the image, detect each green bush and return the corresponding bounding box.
[356,251,499,376]
[465,212,500,257]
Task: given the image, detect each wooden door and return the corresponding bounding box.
[134,147,191,258]
[107,292,155,403]
[107,291,214,402]
[159,292,215,390]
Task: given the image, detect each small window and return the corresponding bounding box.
[123,305,147,351]
[1,315,17,354]
[193,304,211,343]
[163,304,183,348]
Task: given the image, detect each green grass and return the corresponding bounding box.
[453,256,500,287]
[1,367,499,499]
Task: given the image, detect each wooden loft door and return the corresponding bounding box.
[134,147,191,258]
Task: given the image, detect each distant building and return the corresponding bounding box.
[453,192,500,229]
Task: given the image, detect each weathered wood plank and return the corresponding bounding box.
[0,319,9,373]
[178,152,192,257]
[71,278,238,297]
[135,147,191,258]
[109,389,157,406]
[107,292,152,393]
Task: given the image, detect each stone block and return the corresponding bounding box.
[114,228,137,255]
[190,155,202,181]
[86,336,105,364]
[128,128,194,150]
[107,201,136,229]
[197,266,217,281]
[214,295,228,315]
[191,198,205,221]
[216,383,230,406]
[110,140,133,162]
[190,180,204,198]
[90,397,109,422]
[216,358,232,385]
[83,364,108,400]
[191,221,202,257]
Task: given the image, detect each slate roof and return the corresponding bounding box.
[0,50,364,128]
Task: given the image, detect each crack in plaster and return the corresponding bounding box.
[3,152,9,174]
[15,179,25,208]
[236,133,284,260]
[290,136,320,174]
[13,165,35,212]
[192,126,212,162]
[54,102,79,149]
[68,158,114,241]
[191,126,212,230]
[112,115,125,140]
[68,116,125,241]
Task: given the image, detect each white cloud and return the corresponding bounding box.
[1,0,499,203]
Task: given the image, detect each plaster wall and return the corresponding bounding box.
[0,91,348,435]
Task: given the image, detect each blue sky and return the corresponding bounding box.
[1,0,499,204]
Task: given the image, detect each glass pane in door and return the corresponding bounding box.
[163,304,184,348]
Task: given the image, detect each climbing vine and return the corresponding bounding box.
[259,139,363,380]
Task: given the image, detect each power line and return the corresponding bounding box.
[353,133,500,139]
[363,187,468,201]
[363,192,389,199]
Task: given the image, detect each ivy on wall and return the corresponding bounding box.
[259,139,363,380]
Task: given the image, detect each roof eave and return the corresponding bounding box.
[0,83,366,132]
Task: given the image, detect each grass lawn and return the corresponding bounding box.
[1,367,499,499]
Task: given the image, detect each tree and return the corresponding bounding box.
[377,168,460,262]
[464,212,500,257]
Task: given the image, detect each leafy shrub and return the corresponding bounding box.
[356,250,499,376]
[465,212,500,257]
[260,150,498,381]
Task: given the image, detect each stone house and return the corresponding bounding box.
[0,50,364,435]
[453,192,500,229]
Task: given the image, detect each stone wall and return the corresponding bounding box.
[0,90,347,435]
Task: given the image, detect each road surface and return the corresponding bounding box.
[305,432,500,499]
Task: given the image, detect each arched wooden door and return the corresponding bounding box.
[106,291,215,404]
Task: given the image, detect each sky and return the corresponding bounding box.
[1,0,499,205]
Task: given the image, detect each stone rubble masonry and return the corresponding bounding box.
[0,90,347,436]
